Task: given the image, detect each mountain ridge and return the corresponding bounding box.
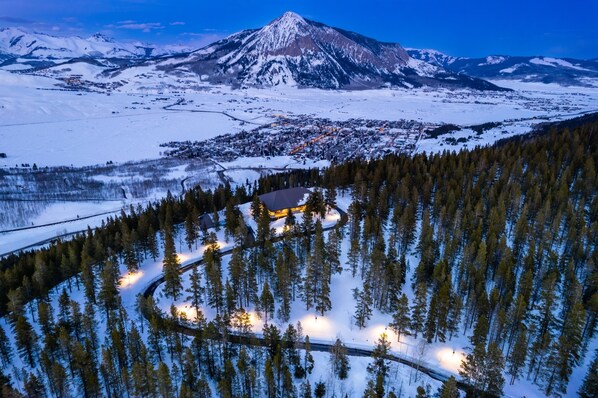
[149,11,503,90]
[407,48,598,86]
[2,12,596,89]
[0,26,191,63]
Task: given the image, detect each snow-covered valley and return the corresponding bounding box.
[1,38,597,397]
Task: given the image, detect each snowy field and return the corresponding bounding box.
[2,70,598,168]
[2,69,598,280]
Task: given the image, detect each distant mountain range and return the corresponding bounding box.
[1,12,596,89]
[0,27,189,66]
[407,49,598,86]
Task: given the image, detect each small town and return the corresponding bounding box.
[161,116,429,162]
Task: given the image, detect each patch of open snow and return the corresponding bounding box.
[529,57,592,71]
[479,56,507,66]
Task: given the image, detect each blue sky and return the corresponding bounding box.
[1,0,596,58]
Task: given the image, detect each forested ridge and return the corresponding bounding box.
[0,120,596,398]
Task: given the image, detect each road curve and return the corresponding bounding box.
[140,205,475,394]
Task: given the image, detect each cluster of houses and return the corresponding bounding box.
[161,115,428,163]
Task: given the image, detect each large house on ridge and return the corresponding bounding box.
[258,187,312,218]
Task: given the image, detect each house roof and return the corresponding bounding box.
[259,187,312,212]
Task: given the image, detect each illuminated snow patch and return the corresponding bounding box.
[120,271,144,288]
[435,347,466,373]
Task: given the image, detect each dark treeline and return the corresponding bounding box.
[324,122,597,397]
[0,119,596,398]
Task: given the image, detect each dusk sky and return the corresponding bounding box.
[1,0,596,59]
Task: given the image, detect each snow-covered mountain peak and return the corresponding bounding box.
[152,12,502,90]
[252,11,314,53]
[88,33,114,43]
[277,11,307,25]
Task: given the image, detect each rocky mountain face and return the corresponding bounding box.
[154,12,503,90]
[407,48,598,86]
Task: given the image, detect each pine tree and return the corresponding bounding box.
[305,220,331,316]
[0,325,12,367]
[185,262,204,325]
[327,227,343,275]
[410,283,427,338]
[362,380,378,398]
[204,234,224,314]
[484,342,505,397]
[437,376,459,398]
[237,347,255,397]
[303,257,317,311]
[306,189,326,218]
[98,257,121,322]
[184,212,198,251]
[389,293,410,342]
[147,225,159,261]
[80,248,96,305]
[303,335,315,378]
[23,371,44,397]
[578,350,598,398]
[528,269,558,381]
[507,326,528,384]
[460,316,504,397]
[131,362,157,397]
[157,362,175,398]
[14,314,38,367]
[300,380,312,398]
[459,342,486,394]
[424,289,439,343]
[224,200,239,241]
[121,223,139,273]
[446,293,463,340]
[415,385,429,398]
[347,236,361,278]
[330,338,350,380]
[354,282,373,329]
[228,245,244,307]
[315,266,332,316]
[250,193,262,221]
[275,251,292,322]
[72,340,101,398]
[314,381,326,398]
[163,224,182,301]
[324,187,337,212]
[212,206,220,231]
[260,281,275,325]
[549,300,586,394]
[265,357,276,398]
[301,210,314,252]
[367,333,391,398]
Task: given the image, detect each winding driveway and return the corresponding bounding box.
[140,206,477,394]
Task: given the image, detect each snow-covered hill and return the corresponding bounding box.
[407,48,598,86]
[149,12,502,90]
